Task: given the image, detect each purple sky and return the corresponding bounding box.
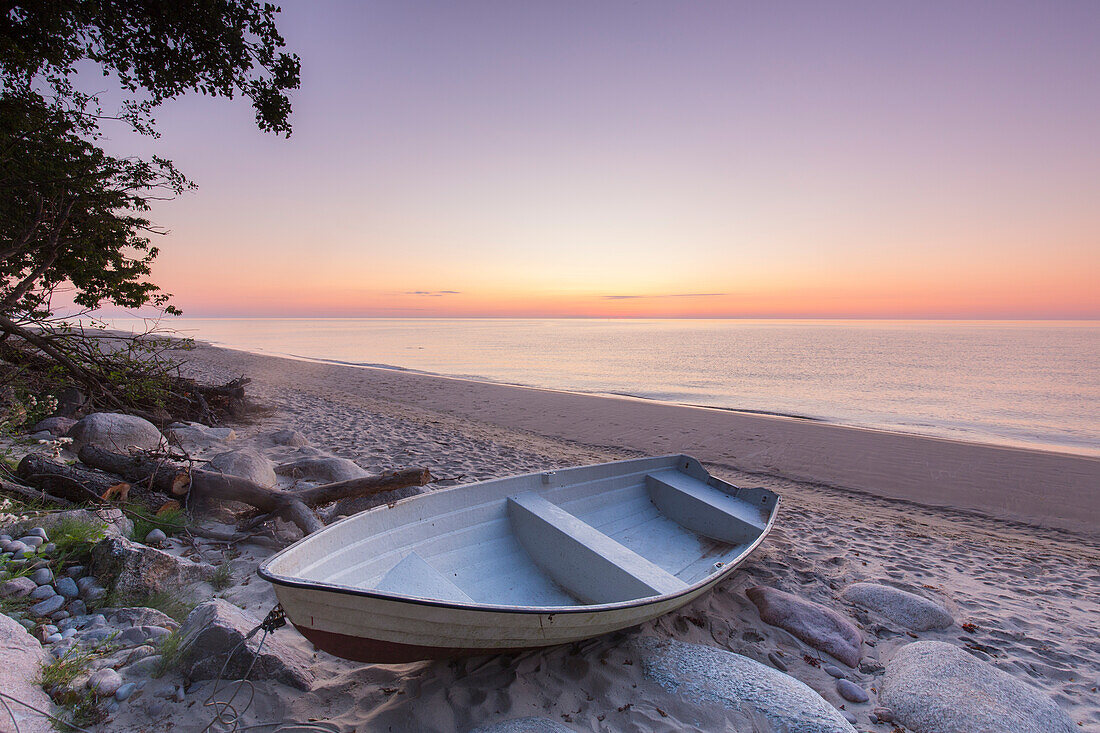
[105,1,1100,317]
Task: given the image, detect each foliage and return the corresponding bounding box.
[49,515,107,557]
[0,0,297,406]
[129,503,188,543]
[39,642,117,729]
[211,561,233,591]
[152,627,184,678]
[95,587,196,623]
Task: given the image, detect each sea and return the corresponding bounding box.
[109,318,1099,457]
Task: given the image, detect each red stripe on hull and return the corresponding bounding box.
[294,624,532,663]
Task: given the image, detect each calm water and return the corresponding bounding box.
[116,318,1099,456]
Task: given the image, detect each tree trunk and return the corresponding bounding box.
[0,478,74,508]
[77,445,191,496]
[16,454,129,503]
[78,447,432,536]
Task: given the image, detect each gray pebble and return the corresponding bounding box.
[0,576,36,599]
[840,710,858,724]
[30,584,57,600]
[142,625,172,642]
[0,534,10,543]
[65,565,85,578]
[115,682,137,702]
[82,585,106,603]
[124,655,162,678]
[18,619,35,631]
[40,542,57,555]
[76,576,98,592]
[42,624,58,635]
[116,626,149,647]
[27,528,48,540]
[68,600,87,617]
[44,633,63,644]
[144,528,167,545]
[30,594,66,616]
[87,668,123,696]
[837,678,869,703]
[17,536,44,549]
[61,628,77,639]
[767,651,787,672]
[55,576,79,598]
[4,541,27,555]
[50,609,69,621]
[871,706,895,723]
[823,663,847,679]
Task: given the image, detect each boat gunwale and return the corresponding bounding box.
[257,454,780,616]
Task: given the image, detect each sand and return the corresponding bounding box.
[96,343,1098,732]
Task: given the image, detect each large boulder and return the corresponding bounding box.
[66,412,166,453]
[90,536,215,599]
[881,641,1074,733]
[841,582,953,631]
[746,586,862,667]
[207,448,277,487]
[275,455,367,483]
[261,429,310,448]
[0,613,57,733]
[627,636,856,732]
[177,599,313,690]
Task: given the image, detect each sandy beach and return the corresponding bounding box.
[83,342,1097,731]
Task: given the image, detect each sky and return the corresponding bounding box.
[100,0,1099,318]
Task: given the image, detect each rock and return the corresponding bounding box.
[88,667,124,696]
[841,583,953,632]
[840,710,857,724]
[66,412,167,453]
[65,565,85,578]
[178,599,313,690]
[746,587,862,667]
[52,387,87,418]
[871,706,894,723]
[19,535,44,548]
[627,636,856,732]
[0,614,57,732]
[116,626,152,647]
[31,594,66,616]
[467,718,576,733]
[33,416,78,436]
[836,679,868,703]
[275,455,367,483]
[823,663,846,679]
[31,567,53,585]
[30,583,57,600]
[881,640,1074,733]
[115,681,138,701]
[90,536,215,599]
[106,606,179,630]
[26,528,48,540]
[207,448,278,487]
[264,429,310,447]
[767,650,788,672]
[124,655,162,678]
[44,632,63,643]
[165,423,237,453]
[55,576,80,599]
[0,576,37,599]
[81,583,107,603]
[30,429,55,440]
[144,528,167,545]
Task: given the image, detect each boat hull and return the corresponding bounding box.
[271,569,728,662]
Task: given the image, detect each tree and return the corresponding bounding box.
[0,1,299,406]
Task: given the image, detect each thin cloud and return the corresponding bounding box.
[602,293,727,300]
[404,290,462,297]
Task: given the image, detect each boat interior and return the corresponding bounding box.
[268,457,779,608]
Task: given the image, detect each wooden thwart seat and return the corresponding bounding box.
[508,492,688,604]
[645,469,766,545]
[373,551,474,603]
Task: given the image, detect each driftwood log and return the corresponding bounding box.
[16,454,130,503]
[78,447,432,535]
[77,446,191,496]
[0,478,74,508]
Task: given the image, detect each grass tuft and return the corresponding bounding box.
[152,628,185,677]
[129,505,188,542]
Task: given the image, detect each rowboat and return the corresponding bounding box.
[258,454,779,663]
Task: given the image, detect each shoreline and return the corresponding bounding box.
[185,341,1099,537]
